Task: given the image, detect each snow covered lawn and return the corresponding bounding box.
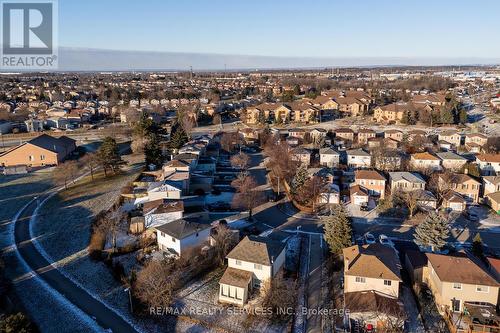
[174,267,288,333]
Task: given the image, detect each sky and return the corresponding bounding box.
[59,0,500,59]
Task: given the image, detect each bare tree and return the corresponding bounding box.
[297,175,328,211]
[79,152,99,180]
[231,173,264,219]
[134,259,176,308]
[260,275,297,321]
[212,223,237,266]
[220,132,242,153]
[230,152,250,171]
[394,189,421,218]
[99,207,126,253]
[53,160,78,189]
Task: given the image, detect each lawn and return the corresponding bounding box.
[30,154,165,331]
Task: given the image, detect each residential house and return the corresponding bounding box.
[465,133,488,148]
[347,149,372,169]
[219,236,286,306]
[163,159,191,174]
[439,173,481,203]
[412,93,446,106]
[343,244,403,329]
[389,172,426,192]
[350,185,369,206]
[485,191,500,213]
[423,252,499,313]
[319,147,340,168]
[373,103,405,123]
[357,129,376,145]
[335,128,355,143]
[288,128,306,139]
[384,129,404,142]
[143,199,184,229]
[436,152,467,171]
[483,176,500,197]
[0,134,76,167]
[354,170,386,199]
[442,191,467,211]
[147,182,182,200]
[309,128,327,142]
[476,154,500,176]
[408,129,427,142]
[319,183,340,205]
[438,130,462,148]
[156,219,211,256]
[291,147,311,166]
[410,152,441,171]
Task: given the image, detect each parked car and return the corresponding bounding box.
[360,202,369,211]
[379,234,395,248]
[464,210,479,222]
[208,201,231,211]
[364,233,376,244]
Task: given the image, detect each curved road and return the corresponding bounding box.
[14,193,138,333]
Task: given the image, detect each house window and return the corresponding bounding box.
[220,285,227,296]
[476,285,489,293]
[254,264,262,270]
[29,155,35,161]
[40,155,45,160]
[235,260,242,266]
[453,283,462,290]
[171,237,176,242]
[355,276,366,283]
[384,280,392,286]
[161,232,165,237]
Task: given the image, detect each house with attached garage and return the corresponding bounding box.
[354,169,386,199]
[343,244,403,329]
[423,252,499,314]
[442,191,467,212]
[155,218,211,256]
[389,172,426,193]
[436,151,467,171]
[410,152,441,171]
[347,149,372,169]
[319,147,340,167]
[438,130,462,148]
[439,173,481,203]
[219,236,286,306]
[476,154,500,176]
[483,176,500,197]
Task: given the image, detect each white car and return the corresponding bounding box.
[379,234,395,248]
[364,233,376,244]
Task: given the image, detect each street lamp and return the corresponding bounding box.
[124,287,133,313]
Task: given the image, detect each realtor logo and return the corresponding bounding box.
[1,0,58,69]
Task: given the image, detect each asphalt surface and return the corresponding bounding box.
[14,194,138,333]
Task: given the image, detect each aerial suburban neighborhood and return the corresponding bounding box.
[1,1,500,333]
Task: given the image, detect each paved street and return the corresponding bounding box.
[14,194,138,333]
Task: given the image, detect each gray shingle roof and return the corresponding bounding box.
[155,219,210,239]
[227,236,286,266]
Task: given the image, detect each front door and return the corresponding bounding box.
[452,299,461,312]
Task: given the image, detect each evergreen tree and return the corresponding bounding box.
[97,137,125,176]
[440,108,454,124]
[401,111,409,125]
[459,108,468,124]
[472,233,484,259]
[290,164,309,195]
[323,205,353,254]
[169,126,188,150]
[414,212,449,252]
[144,133,163,168]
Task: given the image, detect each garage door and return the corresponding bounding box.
[450,202,463,211]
